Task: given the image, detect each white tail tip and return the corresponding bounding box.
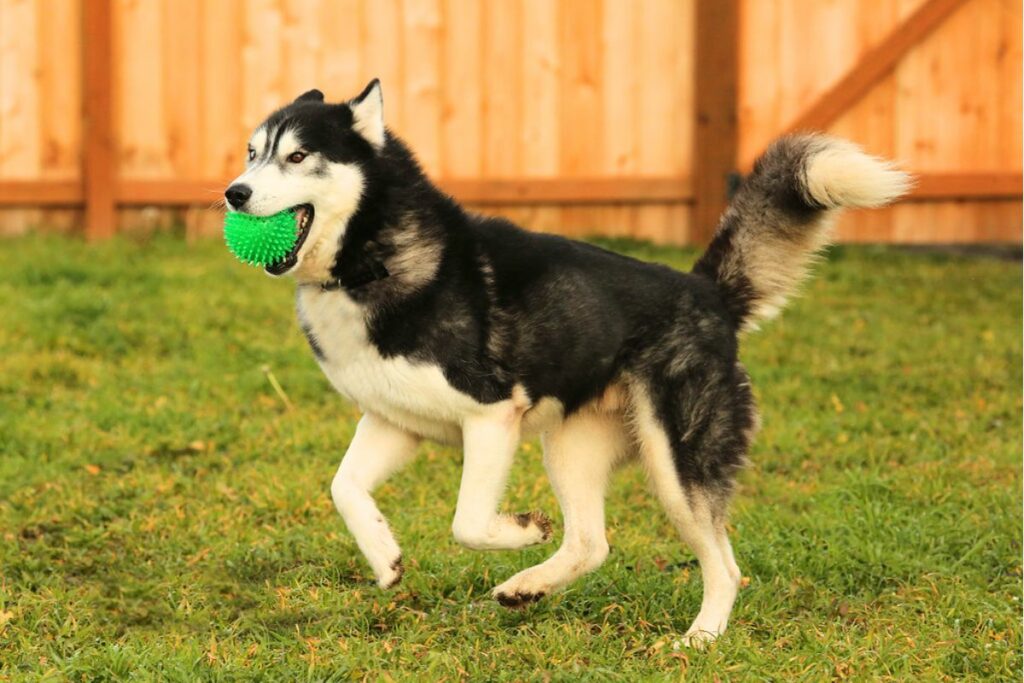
[804,138,913,209]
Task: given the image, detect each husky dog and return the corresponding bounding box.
[225,80,909,646]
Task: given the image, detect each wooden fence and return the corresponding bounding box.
[0,0,1020,244]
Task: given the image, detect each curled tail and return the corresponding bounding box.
[693,134,911,330]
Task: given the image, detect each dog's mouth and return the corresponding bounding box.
[265,204,314,275]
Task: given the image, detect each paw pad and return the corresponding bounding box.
[495,590,545,609]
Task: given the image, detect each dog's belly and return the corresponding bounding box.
[296,286,482,443]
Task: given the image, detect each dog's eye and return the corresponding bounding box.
[287,151,307,164]
[247,147,255,162]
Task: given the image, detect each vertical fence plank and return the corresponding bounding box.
[0,0,42,234]
[402,0,442,174]
[242,0,285,130]
[692,0,738,244]
[83,0,115,239]
[440,0,482,178]
[362,0,403,132]
[559,0,603,237]
[522,0,559,177]
[558,0,602,178]
[0,0,40,182]
[35,0,81,232]
[481,0,523,177]
[282,0,321,97]
[163,0,201,181]
[201,0,244,181]
[320,0,363,97]
[117,0,170,179]
[602,0,636,175]
[38,0,81,181]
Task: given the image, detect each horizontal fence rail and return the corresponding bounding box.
[4,173,1022,208]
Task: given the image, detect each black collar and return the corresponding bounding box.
[320,260,391,291]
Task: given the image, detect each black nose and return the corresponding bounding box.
[225,184,252,209]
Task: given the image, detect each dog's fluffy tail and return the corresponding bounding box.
[693,134,911,330]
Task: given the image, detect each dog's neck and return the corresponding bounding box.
[318,260,390,292]
[320,211,444,298]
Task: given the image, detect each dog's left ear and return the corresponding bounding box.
[295,89,325,103]
[349,79,385,149]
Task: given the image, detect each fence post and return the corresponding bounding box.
[692,0,739,245]
[82,0,115,239]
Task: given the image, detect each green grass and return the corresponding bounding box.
[1,233,1020,681]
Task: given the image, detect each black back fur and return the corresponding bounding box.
[258,93,852,493]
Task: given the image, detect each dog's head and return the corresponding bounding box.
[225,80,386,281]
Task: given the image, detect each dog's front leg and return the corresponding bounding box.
[450,403,552,550]
[331,413,420,589]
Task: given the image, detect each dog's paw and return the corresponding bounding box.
[492,570,552,609]
[493,587,546,609]
[674,624,723,651]
[512,511,553,545]
[376,555,404,590]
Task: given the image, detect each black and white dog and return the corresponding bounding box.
[225,80,908,646]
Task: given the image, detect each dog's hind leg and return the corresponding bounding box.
[492,408,626,608]
[450,400,553,550]
[631,388,744,648]
[332,413,420,589]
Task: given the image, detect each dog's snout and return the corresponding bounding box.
[225,184,252,209]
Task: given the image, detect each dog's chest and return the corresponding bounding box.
[295,286,482,441]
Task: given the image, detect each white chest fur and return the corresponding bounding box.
[295,286,485,443]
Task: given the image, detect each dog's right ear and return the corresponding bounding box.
[295,89,325,103]
[349,79,385,149]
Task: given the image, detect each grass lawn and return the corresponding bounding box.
[0,233,1020,681]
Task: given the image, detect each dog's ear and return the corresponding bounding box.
[349,79,385,149]
[295,89,325,103]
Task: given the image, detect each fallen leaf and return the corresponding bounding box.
[84,464,100,476]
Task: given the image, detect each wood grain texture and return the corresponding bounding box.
[910,173,1024,200]
[38,0,81,180]
[440,0,482,177]
[201,0,244,179]
[693,0,738,244]
[111,177,692,205]
[739,0,1021,244]
[783,0,970,134]
[0,0,1019,243]
[0,0,40,232]
[481,0,522,177]
[83,0,115,239]
[522,0,559,177]
[402,0,442,172]
[0,180,83,205]
[11,169,1014,216]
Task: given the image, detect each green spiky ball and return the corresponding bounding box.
[224,210,298,267]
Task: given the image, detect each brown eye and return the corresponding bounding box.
[287,151,307,164]
[247,147,256,161]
